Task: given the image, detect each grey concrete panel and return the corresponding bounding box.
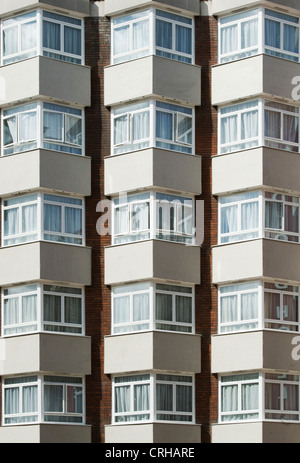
[0,424,92,443]
[0,0,90,17]
[105,423,201,443]
[105,0,200,17]
[212,0,300,16]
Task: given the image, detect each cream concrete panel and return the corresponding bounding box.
[212,330,300,374]
[105,240,201,285]
[0,0,90,17]
[105,423,201,443]
[212,0,300,16]
[105,0,200,17]
[212,421,300,443]
[105,149,202,196]
[212,55,299,106]
[104,55,201,107]
[0,56,91,108]
[0,150,91,198]
[212,147,300,196]
[213,239,300,285]
[0,333,91,376]
[0,424,91,443]
[0,242,91,286]
[104,331,201,374]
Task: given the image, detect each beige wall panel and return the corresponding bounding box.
[104,55,201,107]
[105,240,201,285]
[0,242,91,286]
[104,331,201,374]
[105,423,201,443]
[0,150,91,198]
[212,0,300,16]
[0,424,91,443]
[0,0,90,17]
[105,0,200,17]
[105,148,202,196]
[0,57,91,108]
[212,421,300,443]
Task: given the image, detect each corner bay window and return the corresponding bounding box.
[113,373,194,423]
[112,8,193,65]
[219,99,300,155]
[113,192,194,244]
[3,375,84,425]
[219,281,299,333]
[219,8,300,64]
[1,9,83,66]
[220,373,300,423]
[219,191,300,244]
[3,284,84,336]
[112,100,194,155]
[3,193,84,246]
[2,101,83,156]
[112,282,194,334]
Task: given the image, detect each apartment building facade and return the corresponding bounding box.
[0,0,298,444]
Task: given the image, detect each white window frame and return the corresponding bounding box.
[2,192,85,247]
[218,7,300,64]
[111,281,194,335]
[1,101,85,156]
[2,283,85,337]
[112,372,195,424]
[111,100,194,156]
[112,191,194,245]
[264,101,300,153]
[111,8,194,65]
[219,372,300,423]
[1,9,84,66]
[3,375,85,426]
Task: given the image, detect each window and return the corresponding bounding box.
[2,284,84,336]
[113,373,194,423]
[219,191,300,244]
[219,8,300,64]
[220,372,300,423]
[1,9,83,66]
[264,101,299,152]
[112,282,194,334]
[219,281,300,334]
[2,193,84,246]
[112,100,193,155]
[112,9,193,65]
[2,102,84,156]
[113,192,194,244]
[3,375,84,425]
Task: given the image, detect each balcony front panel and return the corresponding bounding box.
[0,56,91,108]
[104,331,201,374]
[105,422,201,443]
[105,148,202,196]
[212,421,300,444]
[105,240,201,286]
[213,239,300,285]
[212,330,300,374]
[0,241,91,287]
[0,424,91,443]
[0,0,90,17]
[105,0,200,17]
[104,55,201,107]
[0,150,91,198]
[212,54,299,106]
[212,147,300,196]
[0,333,91,376]
[212,0,300,16]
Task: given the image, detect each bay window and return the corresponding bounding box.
[2,101,83,156]
[112,282,194,334]
[2,193,84,246]
[219,281,299,334]
[219,8,300,64]
[1,9,83,66]
[112,100,194,155]
[220,372,300,423]
[113,192,194,244]
[219,191,300,244]
[3,375,84,425]
[112,373,194,424]
[2,284,84,336]
[112,9,193,65]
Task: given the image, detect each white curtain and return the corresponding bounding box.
[3,117,17,146]
[221,24,238,55]
[114,205,128,235]
[241,292,258,320]
[115,386,130,414]
[21,21,37,51]
[241,201,259,231]
[114,115,128,146]
[4,208,19,237]
[43,21,61,51]
[114,296,130,324]
[132,111,150,142]
[131,203,149,232]
[221,115,238,146]
[44,385,63,412]
[44,204,62,232]
[156,293,172,321]
[134,384,150,414]
[44,112,63,141]
[265,201,283,230]
[22,204,37,234]
[221,295,238,324]
[64,26,81,56]
[242,383,259,412]
[4,298,19,326]
[3,27,18,56]
[156,111,173,141]
[222,385,238,414]
[65,207,82,235]
[241,110,258,140]
[156,19,172,50]
[175,25,192,54]
[241,19,258,49]
[22,295,37,323]
[133,294,149,321]
[265,110,281,139]
[65,297,82,325]
[156,383,173,410]
[133,20,149,50]
[114,25,130,56]
[23,385,38,413]
[5,388,19,415]
[19,112,37,142]
[221,205,238,235]
[176,296,192,324]
[284,24,299,54]
[265,19,280,49]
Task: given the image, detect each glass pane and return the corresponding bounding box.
[265,201,283,230]
[177,114,192,145]
[4,298,19,326]
[44,294,61,322]
[134,384,149,411]
[221,24,238,54]
[241,292,258,320]
[222,385,238,412]
[265,110,281,139]
[131,203,149,231]
[285,205,299,233]
[176,385,192,412]
[133,293,149,321]
[265,292,280,320]
[265,19,281,49]
[23,385,38,413]
[21,21,37,51]
[44,204,62,232]
[242,383,258,410]
[241,201,259,230]
[156,383,173,410]
[156,111,173,140]
[3,27,18,56]
[221,205,238,234]
[64,26,81,55]
[175,25,192,54]
[115,386,130,413]
[22,295,37,323]
[284,24,299,53]
[284,384,299,411]
[114,115,128,145]
[5,388,19,414]
[66,385,82,413]
[221,115,238,144]
[43,21,61,51]
[114,296,130,324]
[4,208,19,236]
[22,204,37,233]
[65,297,82,324]
[221,295,238,323]
[44,384,63,412]
[133,19,149,50]
[114,25,130,55]
[65,207,82,235]
[156,293,173,321]
[176,296,192,323]
[132,111,150,142]
[65,115,82,145]
[241,19,258,49]
[283,114,299,143]
[4,117,17,146]
[156,19,172,50]
[283,294,298,322]
[19,112,37,142]
[265,382,280,410]
[44,112,63,141]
